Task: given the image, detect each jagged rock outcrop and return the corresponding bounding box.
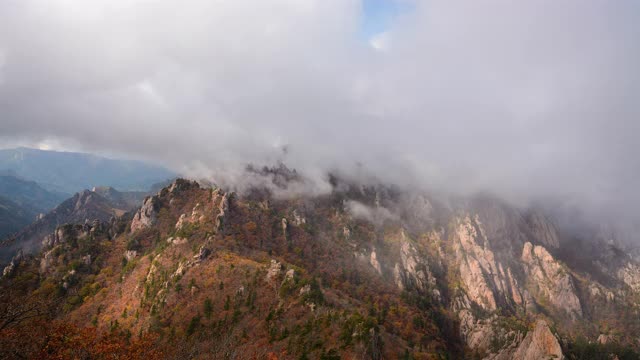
[131,196,159,232]
[511,320,564,360]
[176,203,206,231]
[521,242,582,318]
[291,209,306,226]
[266,260,283,282]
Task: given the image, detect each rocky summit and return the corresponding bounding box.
[1,178,639,359]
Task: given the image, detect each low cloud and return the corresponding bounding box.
[1,1,639,231]
[345,200,399,226]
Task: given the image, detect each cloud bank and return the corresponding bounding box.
[1,0,639,224]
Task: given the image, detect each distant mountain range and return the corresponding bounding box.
[0,175,68,240]
[0,174,68,213]
[0,147,175,194]
[0,195,34,240]
[0,148,174,258]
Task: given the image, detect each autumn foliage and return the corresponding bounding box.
[0,321,161,360]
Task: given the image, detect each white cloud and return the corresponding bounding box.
[0,0,639,225]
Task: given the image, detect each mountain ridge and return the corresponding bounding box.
[0,187,146,264]
[1,177,639,359]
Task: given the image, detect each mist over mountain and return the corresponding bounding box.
[1,1,639,228]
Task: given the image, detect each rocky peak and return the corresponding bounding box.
[131,195,159,233]
[166,178,200,194]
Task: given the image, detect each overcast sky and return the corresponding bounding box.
[1,0,639,221]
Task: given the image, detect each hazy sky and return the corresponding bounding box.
[1,0,639,220]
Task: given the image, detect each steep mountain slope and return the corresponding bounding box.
[1,178,639,359]
[0,195,34,239]
[0,147,175,194]
[0,174,68,213]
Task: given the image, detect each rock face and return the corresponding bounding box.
[454,215,524,311]
[266,260,283,282]
[369,248,382,275]
[2,250,23,277]
[521,242,582,318]
[40,248,55,274]
[526,212,560,249]
[176,203,207,231]
[124,250,137,261]
[131,196,159,232]
[511,320,564,360]
[281,218,288,239]
[453,294,499,351]
[42,222,99,250]
[449,212,577,356]
[617,262,640,292]
[292,210,306,226]
[215,191,229,230]
[393,231,438,297]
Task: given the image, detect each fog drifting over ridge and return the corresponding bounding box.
[1,1,639,227]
